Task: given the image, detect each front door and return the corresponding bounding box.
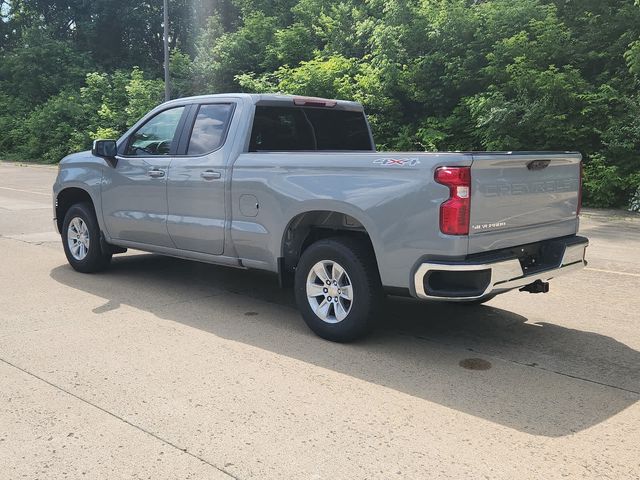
[102,105,186,247]
[166,103,235,255]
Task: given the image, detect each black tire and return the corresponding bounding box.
[294,237,382,342]
[61,203,112,273]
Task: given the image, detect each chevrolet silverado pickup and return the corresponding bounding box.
[53,93,588,341]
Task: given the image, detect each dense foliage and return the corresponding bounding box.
[1,0,639,208]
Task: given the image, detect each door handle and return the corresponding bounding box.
[201,170,222,180]
[148,168,165,178]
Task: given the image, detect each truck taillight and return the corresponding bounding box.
[577,161,583,216]
[435,166,471,235]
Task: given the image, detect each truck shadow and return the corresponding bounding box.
[50,253,639,438]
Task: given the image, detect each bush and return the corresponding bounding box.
[583,155,624,208]
[13,91,88,163]
[8,68,163,163]
[627,173,640,212]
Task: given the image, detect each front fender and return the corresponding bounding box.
[54,152,106,232]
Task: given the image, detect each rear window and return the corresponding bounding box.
[249,106,373,152]
[188,103,234,155]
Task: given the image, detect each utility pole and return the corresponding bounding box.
[163,0,170,102]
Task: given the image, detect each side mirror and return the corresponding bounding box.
[92,139,118,161]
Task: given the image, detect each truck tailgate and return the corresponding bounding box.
[468,152,581,254]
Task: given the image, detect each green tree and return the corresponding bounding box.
[1,0,640,207]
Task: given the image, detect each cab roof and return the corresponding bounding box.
[161,93,365,112]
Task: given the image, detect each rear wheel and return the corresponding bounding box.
[61,203,111,273]
[294,237,382,342]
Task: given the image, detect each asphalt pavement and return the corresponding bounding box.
[0,161,638,479]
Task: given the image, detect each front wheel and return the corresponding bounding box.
[294,237,382,342]
[61,203,112,273]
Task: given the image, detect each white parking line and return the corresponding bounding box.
[585,267,640,278]
[0,186,51,196]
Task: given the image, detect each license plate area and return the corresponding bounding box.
[517,241,565,275]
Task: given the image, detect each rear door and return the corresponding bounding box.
[468,152,581,253]
[166,102,236,255]
[102,105,187,247]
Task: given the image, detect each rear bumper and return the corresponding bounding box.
[413,236,588,301]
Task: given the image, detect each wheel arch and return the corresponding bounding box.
[55,187,97,233]
[279,208,381,286]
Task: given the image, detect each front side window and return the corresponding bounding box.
[187,104,234,155]
[125,106,185,156]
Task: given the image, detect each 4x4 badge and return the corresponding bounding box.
[374,158,421,167]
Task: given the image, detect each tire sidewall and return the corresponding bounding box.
[61,203,109,273]
[295,239,377,342]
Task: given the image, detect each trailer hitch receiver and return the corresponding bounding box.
[519,280,550,294]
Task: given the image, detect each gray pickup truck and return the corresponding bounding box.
[53,93,588,341]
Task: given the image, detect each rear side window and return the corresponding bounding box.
[249,106,373,152]
[188,104,234,155]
